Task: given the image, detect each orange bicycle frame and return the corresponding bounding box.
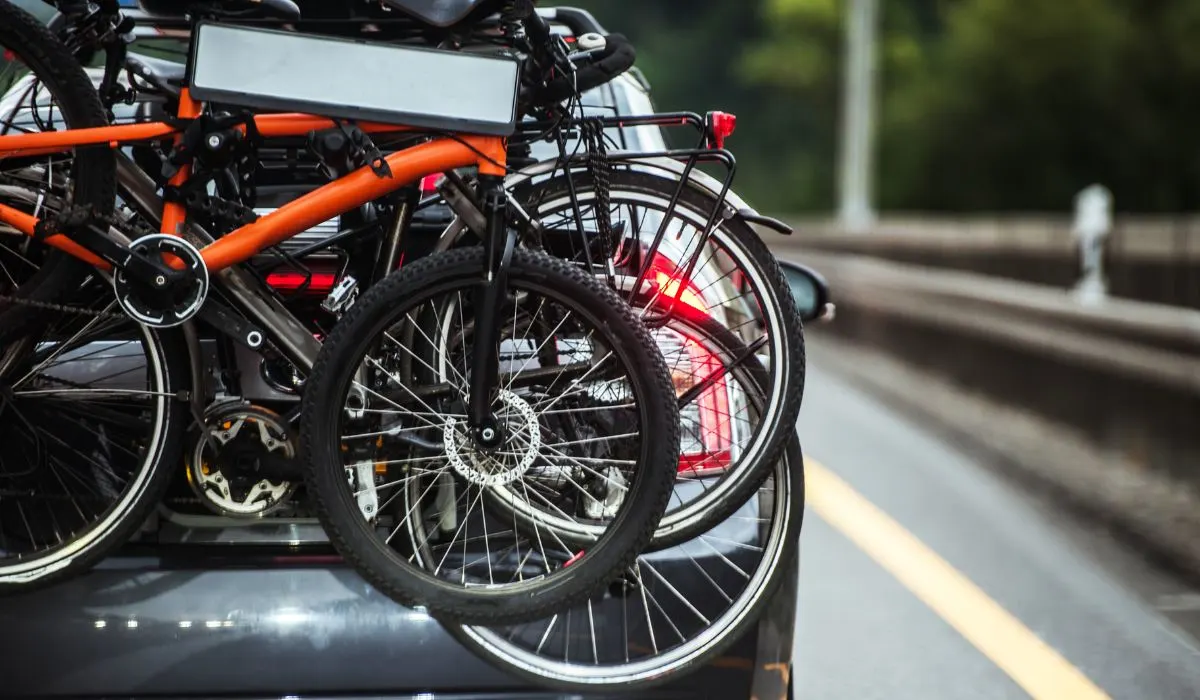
[0,88,508,272]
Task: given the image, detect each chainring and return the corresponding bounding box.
[113,233,209,328]
[185,403,297,518]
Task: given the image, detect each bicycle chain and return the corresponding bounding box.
[5,200,154,321]
[0,293,126,319]
[583,119,616,259]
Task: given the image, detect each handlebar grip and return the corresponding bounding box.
[538,33,636,104]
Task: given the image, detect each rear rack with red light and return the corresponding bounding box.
[516,110,737,154]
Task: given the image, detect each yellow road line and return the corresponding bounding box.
[805,459,1111,700]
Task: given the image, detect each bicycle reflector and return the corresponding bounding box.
[265,270,338,293]
[706,111,737,149]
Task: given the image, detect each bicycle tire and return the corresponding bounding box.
[301,247,681,625]
[446,434,805,692]
[0,309,188,590]
[0,1,116,339]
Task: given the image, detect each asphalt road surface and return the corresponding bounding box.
[793,355,1200,699]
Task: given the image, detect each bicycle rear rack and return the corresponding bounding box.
[513,111,740,318]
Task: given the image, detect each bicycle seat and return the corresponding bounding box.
[377,0,503,28]
[137,0,302,22]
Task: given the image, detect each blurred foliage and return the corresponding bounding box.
[552,0,1200,213]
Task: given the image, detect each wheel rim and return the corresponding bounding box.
[453,445,799,686]
[0,275,171,578]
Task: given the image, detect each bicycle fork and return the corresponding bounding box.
[467,175,518,447]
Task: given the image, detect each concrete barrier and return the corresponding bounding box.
[775,245,1200,574]
[773,216,1200,309]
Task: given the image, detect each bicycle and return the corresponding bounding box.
[29,0,808,546]
[0,0,682,625]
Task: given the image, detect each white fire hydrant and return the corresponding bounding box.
[1072,184,1112,305]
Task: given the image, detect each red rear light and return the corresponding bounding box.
[706,111,737,149]
[266,271,338,293]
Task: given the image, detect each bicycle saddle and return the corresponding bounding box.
[137,0,302,22]
[377,0,504,28]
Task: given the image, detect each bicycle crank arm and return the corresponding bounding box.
[50,218,185,292]
[196,298,270,353]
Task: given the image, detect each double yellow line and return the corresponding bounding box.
[806,459,1111,700]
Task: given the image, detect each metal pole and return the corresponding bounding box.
[838,0,879,233]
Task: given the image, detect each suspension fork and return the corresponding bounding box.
[467,174,517,446]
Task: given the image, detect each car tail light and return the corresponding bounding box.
[646,253,735,476]
[706,111,737,149]
[265,270,338,293]
[647,252,708,315]
[676,336,733,476]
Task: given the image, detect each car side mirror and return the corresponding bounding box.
[778,259,834,323]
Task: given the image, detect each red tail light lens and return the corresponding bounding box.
[265,271,337,293]
[648,252,708,315]
[676,336,733,476]
[646,252,735,475]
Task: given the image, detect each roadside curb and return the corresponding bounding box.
[806,332,1200,585]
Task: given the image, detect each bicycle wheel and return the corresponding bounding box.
[301,247,681,625]
[0,272,187,590]
[0,1,115,338]
[446,435,804,691]
[440,168,805,548]
[486,299,775,551]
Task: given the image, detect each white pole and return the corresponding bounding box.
[838,0,879,233]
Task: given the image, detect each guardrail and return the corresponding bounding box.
[795,250,1200,389]
[772,216,1200,310]
[777,244,1200,573]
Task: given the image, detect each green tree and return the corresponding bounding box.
[740,0,1200,212]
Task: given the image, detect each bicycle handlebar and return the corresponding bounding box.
[514,2,638,109]
[518,32,636,108]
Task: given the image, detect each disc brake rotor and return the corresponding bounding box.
[443,389,541,487]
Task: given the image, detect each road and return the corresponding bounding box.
[793,349,1200,699]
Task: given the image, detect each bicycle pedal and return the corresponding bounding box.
[320,274,358,315]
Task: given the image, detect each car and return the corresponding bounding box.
[0,5,800,698]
